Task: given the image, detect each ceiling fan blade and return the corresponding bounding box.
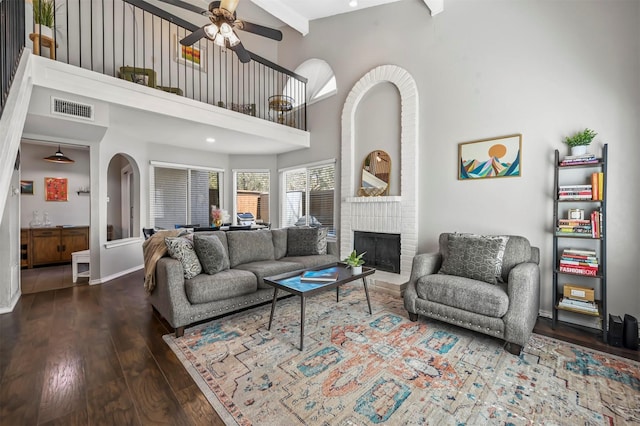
[156,0,209,15]
[230,41,251,63]
[180,27,207,46]
[236,20,283,41]
[220,0,240,14]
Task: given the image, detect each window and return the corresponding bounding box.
[281,162,335,237]
[284,59,337,108]
[234,170,270,225]
[150,163,222,229]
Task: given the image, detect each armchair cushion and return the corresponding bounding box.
[417,274,509,318]
[438,233,508,284]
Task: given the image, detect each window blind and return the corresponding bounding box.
[152,167,187,229]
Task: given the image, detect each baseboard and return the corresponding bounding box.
[0,291,21,314]
[89,264,143,285]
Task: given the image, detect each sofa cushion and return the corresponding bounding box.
[287,227,328,256]
[416,274,509,318]
[282,254,339,270]
[226,230,275,268]
[193,234,230,275]
[184,269,257,304]
[165,236,202,279]
[438,233,508,284]
[272,228,287,259]
[235,260,305,289]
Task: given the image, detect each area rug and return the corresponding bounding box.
[163,283,640,425]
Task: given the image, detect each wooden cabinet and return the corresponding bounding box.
[27,227,89,267]
[20,229,29,268]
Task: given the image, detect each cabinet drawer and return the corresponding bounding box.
[31,229,60,237]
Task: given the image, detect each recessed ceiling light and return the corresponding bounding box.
[206,137,216,143]
[349,0,358,7]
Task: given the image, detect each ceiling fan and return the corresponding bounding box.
[159,0,283,63]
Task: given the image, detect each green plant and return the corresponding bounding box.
[343,250,366,267]
[33,0,56,28]
[564,128,597,147]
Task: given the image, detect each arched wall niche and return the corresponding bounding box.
[340,65,419,283]
[106,153,141,241]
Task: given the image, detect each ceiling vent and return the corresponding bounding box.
[51,97,94,121]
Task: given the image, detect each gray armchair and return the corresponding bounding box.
[404,233,540,355]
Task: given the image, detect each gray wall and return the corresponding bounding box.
[277,0,640,322]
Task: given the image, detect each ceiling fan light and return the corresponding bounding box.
[204,24,218,39]
[214,33,225,47]
[219,22,233,37]
[43,145,75,164]
[227,31,240,47]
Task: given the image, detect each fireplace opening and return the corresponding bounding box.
[353,231,401,273]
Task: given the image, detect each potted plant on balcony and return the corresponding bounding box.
[33,0,56,39]
[343,250,366,275]
[564,128,597,156]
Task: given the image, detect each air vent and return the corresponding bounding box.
[51,97,94,121]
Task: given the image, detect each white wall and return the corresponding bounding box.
[0,167,21,313]
[20,142,90,227]
[277,0,640,322]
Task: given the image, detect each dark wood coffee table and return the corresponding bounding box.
[264,262,375,350]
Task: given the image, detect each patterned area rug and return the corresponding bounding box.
[164,283,640,425]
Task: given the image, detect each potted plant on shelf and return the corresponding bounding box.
[33,0,56,39]
[343,250,366,275]
[564,128,597,156]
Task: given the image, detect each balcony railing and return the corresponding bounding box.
[1,0,26,119]
[26,0,307,130]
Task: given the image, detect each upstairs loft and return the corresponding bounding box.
[21,0,310,153]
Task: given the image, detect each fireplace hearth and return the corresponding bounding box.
[354,231,401,274]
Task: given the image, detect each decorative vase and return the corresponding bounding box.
[570,145,588,156]
[214,219,222,227]
[352,265,363,275]
[34,25,53,40]
[30,210,42,227]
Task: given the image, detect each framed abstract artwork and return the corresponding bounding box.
[458,134,522,180]
[45,177,68,201]
[175,34,206,72]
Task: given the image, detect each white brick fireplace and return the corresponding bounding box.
[340,65,419,296]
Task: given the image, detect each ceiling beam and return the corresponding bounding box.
[250,0,309,36]
[423,0,443,16]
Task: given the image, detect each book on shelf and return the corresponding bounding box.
[559,265,598,276]
[558,297,599,313]
[591,173,599,200]
[598,172,603,200]
[558,219,590,225]
[300,268,339,282]
[558,184,592,190]
[564,248,597,256]
[560,259,598,267]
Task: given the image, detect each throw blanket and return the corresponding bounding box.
[143,229,182,294]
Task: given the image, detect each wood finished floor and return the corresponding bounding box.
[21,264,88,294]
[2,268,638,425]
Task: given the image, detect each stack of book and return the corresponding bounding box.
[559,153,599,166]
[558,184,593,201]
[558,284,599,315]
[559,248,599,276]
[589,209,603,238]
[556,219,592,236]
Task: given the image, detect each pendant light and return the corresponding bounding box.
[43,145,75,164]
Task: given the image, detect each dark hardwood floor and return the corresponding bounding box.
[21,264,84,294]
[1,269,637,425]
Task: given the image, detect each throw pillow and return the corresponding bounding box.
[165,236,202,279]
[226,230,275,268]
[287,227,328,256]
[193,234,230,275]
[438,233,508,284]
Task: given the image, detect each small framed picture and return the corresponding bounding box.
[174,34,207,72]
[20,180,34,195]
[567,208,584,220]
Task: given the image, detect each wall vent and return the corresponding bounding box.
[51,97,94,121]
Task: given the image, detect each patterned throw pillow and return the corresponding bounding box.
[193,234,230,275]
[165,236,202,279]
[287,227,328,256]
[438,234,509,284]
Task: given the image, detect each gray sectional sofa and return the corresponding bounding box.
[149,228,338,336]
[404,233,540,355]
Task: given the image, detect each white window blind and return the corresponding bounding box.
[151,166,221,229]
[282,163,335,236]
